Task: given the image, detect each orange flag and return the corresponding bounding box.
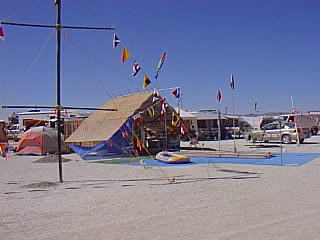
[121,47,131,63]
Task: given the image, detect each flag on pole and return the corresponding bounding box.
[230,74,235,90]
[155,51,167,79]
[216,89,222,102]
[143,74,151,88]
[132,61,141,77]
[0,25,5,40]
[171,87,180,99]
[253,102,257,112]
[121,47,131,63]
[112,33,120,48]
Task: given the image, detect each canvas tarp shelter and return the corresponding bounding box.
[15,126,67,155]
[65,92,152,158]
[65,91,181,159]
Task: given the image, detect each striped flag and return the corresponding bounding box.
[112,33,120,48]
[171,87,180,99]
[230,74,235,90]
[132,61,141,77]
[155,51,166,79]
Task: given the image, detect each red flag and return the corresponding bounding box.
[0,25,5,40]
[216,90,222,102]
[122,130,129,138]
[180,123,188,135]
[133,113,142,124]
[136,139,143,152]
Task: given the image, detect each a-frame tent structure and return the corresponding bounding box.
[65,91,181,159]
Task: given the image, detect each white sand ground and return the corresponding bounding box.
[1,136,320,240]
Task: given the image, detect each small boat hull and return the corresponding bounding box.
[155,151,191,164]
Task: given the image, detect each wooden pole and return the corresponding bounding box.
[56,0,63,183]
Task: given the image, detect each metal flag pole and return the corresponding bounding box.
[216,89,222,156]
[230,74,237,153]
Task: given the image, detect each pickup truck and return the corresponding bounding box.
[7,124,23,141]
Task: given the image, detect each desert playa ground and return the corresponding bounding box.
[1,136,320,240]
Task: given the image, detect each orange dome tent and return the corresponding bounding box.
[15,126,67,155]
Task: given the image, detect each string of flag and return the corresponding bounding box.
[112,32,167,90]
[1,24,172,98]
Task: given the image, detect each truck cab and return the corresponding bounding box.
[279,114,318,136]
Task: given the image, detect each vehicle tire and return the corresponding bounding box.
[312,128,318,135]
[299,138,304,144]
[247,135,252,142]
[281,134,292,144]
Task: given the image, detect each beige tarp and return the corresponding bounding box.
[65,92,153,145]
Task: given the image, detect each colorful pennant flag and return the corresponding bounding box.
[155,51,167,79]
[121,47,131,63]
[122,130,129,138]
[0,25,5,40]
[132,61,141,77]
[112,33,120,48]
[136,139,143,152]
[143,75,151,89]
[147,106,155,117]
[172,112,180,127]
[230,74,235,90]
[160,98,168,114]
[171,87,180,98]
[133,113,142,124]
[216,89,222,102]
[181,123,188,135]
[152,89,160,103]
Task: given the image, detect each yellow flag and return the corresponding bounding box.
[143,75,151,89]
[172,112,180,127]
[147,106,155,117]
[121,47,131,63]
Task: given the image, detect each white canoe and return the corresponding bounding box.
[155,151,191,164]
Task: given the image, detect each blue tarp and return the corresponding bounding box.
[69,118,134,159]
[105,152,319,167]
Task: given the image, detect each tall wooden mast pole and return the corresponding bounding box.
[56,0,63,183]
[2,1,115,184]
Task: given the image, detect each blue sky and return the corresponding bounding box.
[1,0,319,120]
